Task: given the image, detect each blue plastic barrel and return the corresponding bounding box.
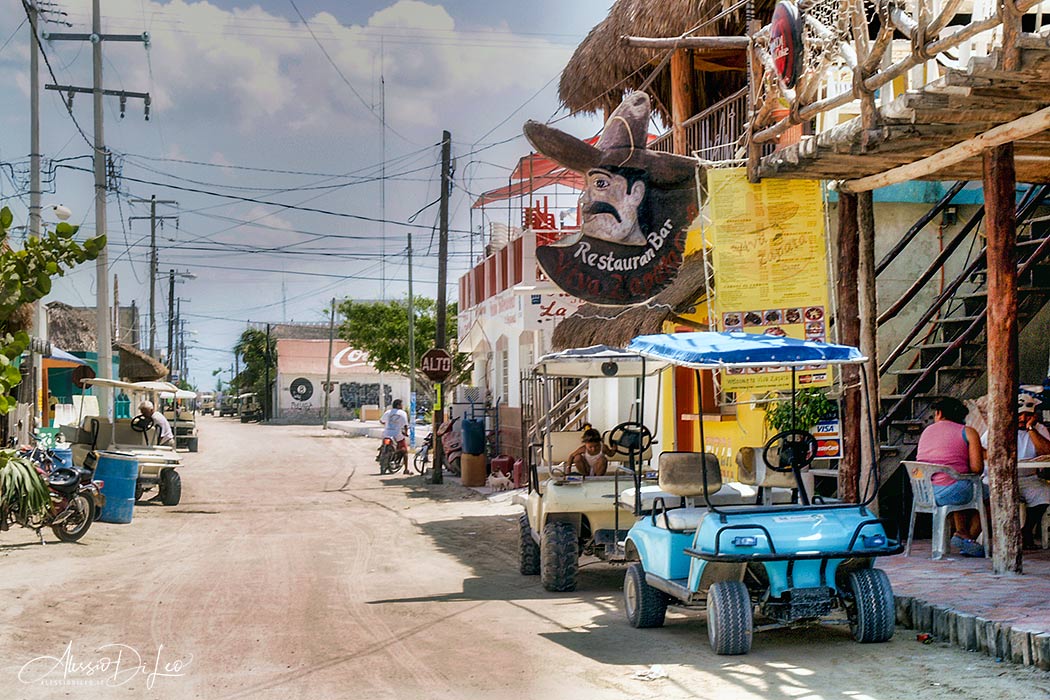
[461,417,486,455]
[94,452,139,524]
[51,447,73,471]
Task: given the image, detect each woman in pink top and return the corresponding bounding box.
[916,397,986,555]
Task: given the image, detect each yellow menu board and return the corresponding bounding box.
[706,168,831,392]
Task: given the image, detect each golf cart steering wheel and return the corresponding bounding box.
[762,430,819,473]
[605,421,653,457]
[130,414,154,434]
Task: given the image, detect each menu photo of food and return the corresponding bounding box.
[785,308,802,324]
[804,306,825,322]
[764,309,782,325]
[743,311,764,327]
[723,312,742,329]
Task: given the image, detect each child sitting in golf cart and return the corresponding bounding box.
[568,428,613,477]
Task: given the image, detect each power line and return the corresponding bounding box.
[287,0,419,147]
[57,163,477,234]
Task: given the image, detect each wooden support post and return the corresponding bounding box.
[746,20,762,183]
[836,193,862,503]
[983,143,1023,575]
[671,48,695,156]
[1001,0,1022,71]
[857,191,880,505]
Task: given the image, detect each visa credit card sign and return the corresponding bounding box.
[813,419,841,459]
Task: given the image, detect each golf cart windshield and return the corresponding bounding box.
[626,330,877,512]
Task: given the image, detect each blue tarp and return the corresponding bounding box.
[627,331,865,369]
[48,347,89,366]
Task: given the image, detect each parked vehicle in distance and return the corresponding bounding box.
[162,389,200,452]
[199,392,216,415]
[218,396,237,417]
[238,393,262,423]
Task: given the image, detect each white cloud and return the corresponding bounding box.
[52,0,573,139]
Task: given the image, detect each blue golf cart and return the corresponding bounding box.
[621,331,903,655]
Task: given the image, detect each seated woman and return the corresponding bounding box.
[916,397,987,557]
[568,428,612,477]
[982,390,1050,550]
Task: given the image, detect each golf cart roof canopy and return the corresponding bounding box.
[81,378,180,394]
[237,392,258,399]
[533,345,667,378]
[627,331,866,369]
[160,389,197,400]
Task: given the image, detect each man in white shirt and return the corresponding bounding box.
[380,399,409,463]
[139,400,175,447]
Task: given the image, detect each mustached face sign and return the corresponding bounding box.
[524,92,698,306]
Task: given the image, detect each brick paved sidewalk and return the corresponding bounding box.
[881,542,1050,668]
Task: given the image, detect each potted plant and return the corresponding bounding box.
[763,388,836,435]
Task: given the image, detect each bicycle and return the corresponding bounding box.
[412,432,433,475]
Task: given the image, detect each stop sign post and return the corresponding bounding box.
[420,348,453,382]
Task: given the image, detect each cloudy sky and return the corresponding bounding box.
[0,0,610,385]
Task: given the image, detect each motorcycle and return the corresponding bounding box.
[1,447,105,544]
[437,416,462,476]
[376,436,406,475]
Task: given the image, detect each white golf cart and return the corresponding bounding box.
[64,378,184,505]
[160,388,200,452]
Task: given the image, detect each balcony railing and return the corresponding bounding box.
[650,87,749,159]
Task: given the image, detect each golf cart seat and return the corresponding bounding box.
[736,446,812,504]
[652,451,721,532]
[621,482,794,513]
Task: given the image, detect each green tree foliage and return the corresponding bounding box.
[764,388,836,433]
[233,328,273,399]
[338,297,471,399]
[0,206,105,518]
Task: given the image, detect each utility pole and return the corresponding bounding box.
[27,1,41,240]
[167,269,175,369]
[407,233,416,448]
[129,195,177,357]
[431,130,451,485]
[44,2,150,416]
[323,298,335,430]
[264,323,272,422]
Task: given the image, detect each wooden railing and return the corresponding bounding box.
[746,0,1050,174]
[651,87,749,159]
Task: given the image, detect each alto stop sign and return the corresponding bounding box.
[420,348,454,382]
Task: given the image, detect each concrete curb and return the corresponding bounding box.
[895,594,1050,669]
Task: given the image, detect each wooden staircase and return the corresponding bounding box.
[876,184,1050,525]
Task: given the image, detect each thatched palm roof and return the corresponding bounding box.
[559,0,773,123]
[551,252,710,350]
[47,302,96,352]
[116,342,168,382]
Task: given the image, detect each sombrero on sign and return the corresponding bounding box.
[523,92,696,187]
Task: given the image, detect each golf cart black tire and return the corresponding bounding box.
[849,568,895,643]
[160,469,182,506]
[624,563,668,628]
[540,521,578,592]
[518,514,540,575]
[707,580,753,655]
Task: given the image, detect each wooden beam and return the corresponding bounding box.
[840,104,1050,192]
[857,192,879,501]
[671,49,695,156]
[983,143,1023,575]
[622,35,750,50]
[835,193,861,504]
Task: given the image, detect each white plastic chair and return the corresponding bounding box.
[903,461,990,560]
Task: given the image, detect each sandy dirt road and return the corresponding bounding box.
[2,419,1049,699]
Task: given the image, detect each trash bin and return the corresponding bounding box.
[460,453,487,487]
[51,447,73,471]
[93,452,139,524]
[461,418,486,455]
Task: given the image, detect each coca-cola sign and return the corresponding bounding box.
[770,1,803,89]
[333,347,370,370]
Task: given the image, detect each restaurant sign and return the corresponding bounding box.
[523,92,698,306]
[707,168,832,392]
[770,1,803,89]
